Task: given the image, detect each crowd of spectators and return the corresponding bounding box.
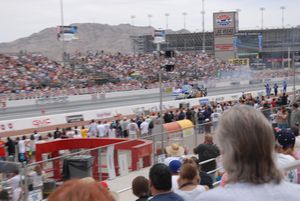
[1,91,300,200]
[0,51,294,101]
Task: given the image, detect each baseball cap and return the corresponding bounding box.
[276,129,296,149]
[168,159,182,174]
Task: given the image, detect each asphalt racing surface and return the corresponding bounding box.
[0,81,298,121]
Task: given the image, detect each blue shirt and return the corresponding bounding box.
[150,192,184,201]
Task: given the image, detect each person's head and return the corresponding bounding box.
[149,163,172,194]
[132,176,150,198]
[292,102,299,109]
[168,159,182,175]
[34,165,42,176]
[280,106,286,113]
[204,134,213,145]
[275,129,296,155]
[30,134,34,140]
[47,179,115,201]
[216,105,282,184]
[178,158,200,186]
[22,135,26,140]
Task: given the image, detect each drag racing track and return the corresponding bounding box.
[0,80,298,121]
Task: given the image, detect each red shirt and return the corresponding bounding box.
[0,141,6,157]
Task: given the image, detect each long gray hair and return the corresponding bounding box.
[216,105,282,184]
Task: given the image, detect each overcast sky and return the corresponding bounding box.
[0,0,299,43]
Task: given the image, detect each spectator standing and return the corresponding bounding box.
[5,137,15,161]
[140,119,149,136]
[276,106,289,129]
[88,120,98,137]
[80,126,88,138]
[195,105,300,201]
[273,83,279,96]
[290,102,300,130]
[53,128,62,139]
[149,163,184,201]
[0,138,6,161]
[121,117,129,138]
[193,134,220,182]
[97,121,106,137]
[127,119,140,139]
[283,80,287,93]
[33,130,41,141]
[18,136,27,162]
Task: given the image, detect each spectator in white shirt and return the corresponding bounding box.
[127,119,139,139]
[97,121,107,137]
[140,119,149,136]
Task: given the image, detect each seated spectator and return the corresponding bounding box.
[275,129,298,183]
[47,179,115,201]
[175,158,207,201]
[195,105,300,201]
[132,176,150,201]
[189,156,213,189]
[168,159,182,190]
[149,163,184,201]
[165,143,185,157]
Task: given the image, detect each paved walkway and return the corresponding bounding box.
[107,167,151,201]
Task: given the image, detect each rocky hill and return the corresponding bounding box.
[0,23,189,60]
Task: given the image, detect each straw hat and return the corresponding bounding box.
[165,143,185,157]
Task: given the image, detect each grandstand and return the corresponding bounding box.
[132,27,300,67]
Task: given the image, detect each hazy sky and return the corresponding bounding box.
[0,0,299,43]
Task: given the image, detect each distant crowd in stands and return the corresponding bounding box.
[0,51,294,101]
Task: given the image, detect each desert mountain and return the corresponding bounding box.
[0,23,188,60]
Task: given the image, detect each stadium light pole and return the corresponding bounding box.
[201,0,205,53]
[260,7,265,30]
[182,12,187,29]
[130,15,136,26]
[60,0,65,67]
[147,14,152,27]
[165,13,170,30]
[280,6,286,28]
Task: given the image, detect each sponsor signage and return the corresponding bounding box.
[214,28,235,36]
[66,115,84,123]
[153,29,166,43]
[0,123,14,131]
[228,58,250,66]
[215,44,234,51]
[96,112,112,119]
[36,96,69,105]
[32,118,51,127]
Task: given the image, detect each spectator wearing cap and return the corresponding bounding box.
[132,176,150,201]
[175,159,207,201]
[275,129,298,183]
[149,163,184,201]
[195,105,300,201]
[168,159,182,191]
[290,102,300,132]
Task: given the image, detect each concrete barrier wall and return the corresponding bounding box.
[0,86,296,135]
